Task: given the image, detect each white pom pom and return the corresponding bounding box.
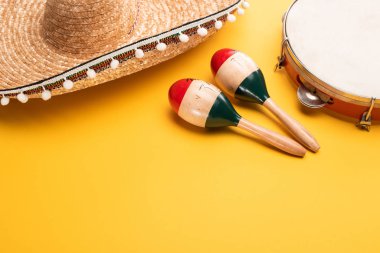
[110,59,120,69]
[179,33,189,43]
[63,79,74,90]
[87,69,96,79]
[135,49,144,58]
[237,8,245,15]
[215,20,223,30]
[41,89,52,101]
[227,14,236,22]
[242,1,250,9]
[156,42,167,51]
[1,96,10,106]
[17,93,28,104]
[197,27,208,37]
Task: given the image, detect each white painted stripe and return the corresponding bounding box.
[215,51,259,96]
[0,0,244,95]
[178,80,221,128]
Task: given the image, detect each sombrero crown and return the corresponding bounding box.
[0,0,249,105]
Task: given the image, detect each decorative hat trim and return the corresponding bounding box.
[0,0,249,105]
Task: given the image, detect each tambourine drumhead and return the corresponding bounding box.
[285,0,380,100]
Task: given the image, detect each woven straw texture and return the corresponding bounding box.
[0,0,237,97]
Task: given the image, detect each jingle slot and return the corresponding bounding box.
[296,76,326,109]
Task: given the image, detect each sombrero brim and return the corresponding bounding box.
[0,0,247,101]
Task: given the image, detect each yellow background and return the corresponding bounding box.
[1,1,380,252]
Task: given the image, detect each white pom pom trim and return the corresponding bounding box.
[215,20,223,30]
[41,88,52,101]
[227,14,236,22]
[110,59,120,69]
[63,79,74,90]
[242,1,250,9]
[87,69,97,79]
[179,33,189,43]
[17,93,28,104]
[135,48,144,58]
[197,27,208,37]
[237,8,245,15]
[156,42,167,51]
[1,96,9,106]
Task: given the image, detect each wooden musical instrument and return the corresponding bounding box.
[276,0,380,130]
[169,79,307,157]
[211,49,320,152]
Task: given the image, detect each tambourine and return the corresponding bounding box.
[276,0,380,130]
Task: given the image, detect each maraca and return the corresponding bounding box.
[169,79,307,157]
[211,49,320,152]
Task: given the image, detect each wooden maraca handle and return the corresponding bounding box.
[237,118,307,157]
[263,98,320,152]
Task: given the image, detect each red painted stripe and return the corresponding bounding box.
[169,79,193,113]
[211,48,237,76]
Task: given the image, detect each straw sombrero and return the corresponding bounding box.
[0,0,249,105]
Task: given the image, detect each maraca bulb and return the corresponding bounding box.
[211,48,270,104]
[169,79,241,128]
